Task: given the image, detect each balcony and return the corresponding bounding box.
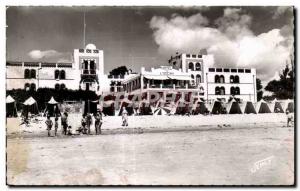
[144,83,197,90]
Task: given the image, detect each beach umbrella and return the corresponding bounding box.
[6,95,17,117]
[23,96,36,106]
[226,99,242,114]
[268,98,284,113]
[255,100,271,113]
[23,97,39,115]
[239,101,256,114]
[153,106,171,115]
[48,96,58,104]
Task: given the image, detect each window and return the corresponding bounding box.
[192,54,196,58]
[224,68,230,72]
[215,87,220,95]
[30,69,36,79]
[93,49,99,53]
[219,75,225,83]
[231,87,240,95]
[90,60,95,70]
[186,54,190,57]
[196,74,201,84]
[216,68,222,72]
[198,55,202,58]
[235,87,240,95]
[238,69,244,73]
[24,83,30,90]
[24,69,30,79]
[230,87,235,95]
[60,70,66,79]
[230,75,234,83]
[195,63,201,71]
[220,87,225,95]
[55,84,60,90]
[245,69,251,73]
[234,75,240,83]
[55,70,60,79]
[86,49,91,53]
[83,60,89,70]
[231,69,237,73]
[191,74,194,79]
[60,84,66,90]
[30,83,36,91]
[188,62,194,71]
[79,49,84,53]
[209,68,215,72]
[215,75,220,83]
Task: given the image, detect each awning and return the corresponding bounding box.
[168,75,192,81]
[6,95,15,103]
[144,75,168,80]
[23,97,36,106]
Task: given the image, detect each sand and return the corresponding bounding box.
[6,113,294,185]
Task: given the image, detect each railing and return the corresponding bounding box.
[144,83,197,90]
[82,69,96,75]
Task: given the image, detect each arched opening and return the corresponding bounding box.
[219,75,225,83]
[230,87,235,95]
[188,62,194,71]
[215,75,220,83]
[55,83,60,90]
[215,86,220,95]
[24,69,30,79]
[220,87,225,95]
[234,75,240,83]
[195,63,201,71]
[30,69,36,79]
[30,83,36,91]
[235,87,240,95]
[196,74,201,84]
[230,75,234,83]
[60,83,66,90]
[24,83,30,90]
[60,70,66,79]
[55,70,60,79]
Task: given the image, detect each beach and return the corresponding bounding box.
[7,113,294,185]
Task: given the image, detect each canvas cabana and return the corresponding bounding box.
[6,95,17,117]
[211,99,227,114]
[138,99,153,115]
[255,100,271,113]
[44,97,61,117]
[23,96,39,117]
[268,98,284,113]
[191,100,207,115]
[282,99,294,113]
[226,99,242,114]
[239,101,256,114]
[175,99,192,115]
[101,100,115,116]
[84,100,98,115]
[118,98,134,116]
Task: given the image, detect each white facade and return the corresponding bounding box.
[6,46,257,102]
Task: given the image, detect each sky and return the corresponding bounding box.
[6,6,294,83]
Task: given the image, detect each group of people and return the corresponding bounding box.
[45,107,130,137]
[45,111,103,137]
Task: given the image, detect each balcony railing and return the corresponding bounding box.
[144,83,197,90]
[82,69,96,75]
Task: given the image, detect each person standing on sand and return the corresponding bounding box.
[45,115,53,137]
[54,116,58,136]
[86,112,92,135]
[122,107,128,126]
[286,110,293,127]
[61,112,68,135]
[81,114,87,134]
[94,111,103,135]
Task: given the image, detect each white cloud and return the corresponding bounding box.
[272,6,292,19]
[149,8,293,82]
[28,49,71,62]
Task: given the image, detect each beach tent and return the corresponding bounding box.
[6,95,17,117]
[239,101,256,114]
[268,98,284,113]
[118,98,134,116]
[84,100,98,115]
[102,100,115,116]
[138,99,152,115]
[175,99,192,115]
[255,100,271,113]
[211,100,227,114]
[281,99,294,113]
[23,96,39,117]
[153,106,171,115]
[226,100,242,114]
[191,100,207,115]
[44,97,61,117]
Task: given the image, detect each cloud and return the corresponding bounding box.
[149,8,293,82]
[28,49,72,62]
[272,6,292,19]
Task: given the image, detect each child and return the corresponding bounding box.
[54,116,58,136]
[81,114,87,134]
[45,115,53,137]
[286,110,294,127]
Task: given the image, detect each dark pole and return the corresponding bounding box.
[206,73,208,103]
[253,74,256,103]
